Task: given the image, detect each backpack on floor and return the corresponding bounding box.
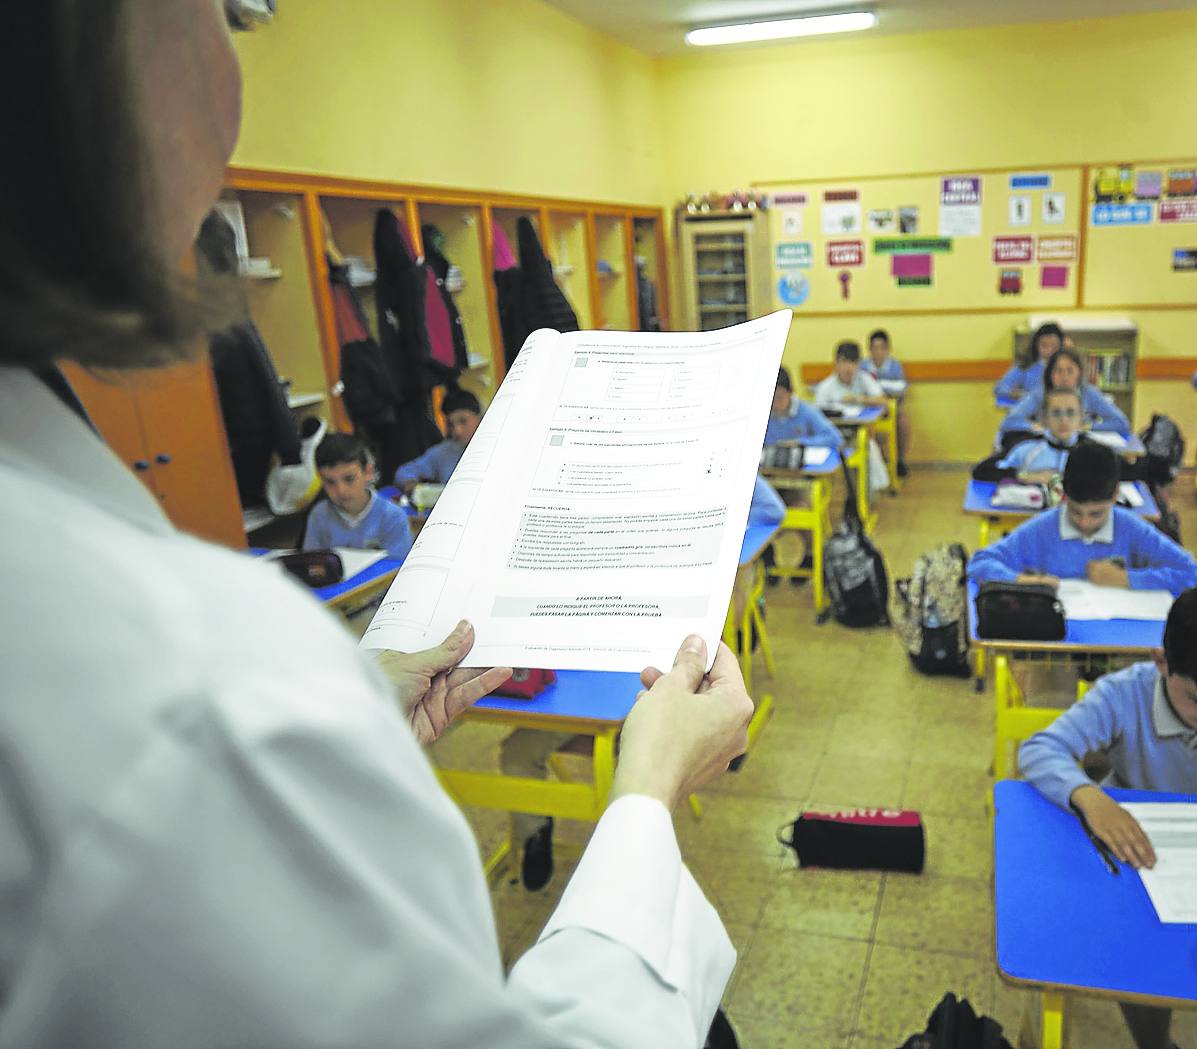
[1139,413,1185,486]
[898,993,1013,1049]
[894,543,971,677]
[822,457,889,627]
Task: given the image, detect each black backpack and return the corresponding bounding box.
[899,993,1013,1049]
[1139,413,1185,485]
[895,544,971,677]
[822,457,890,627]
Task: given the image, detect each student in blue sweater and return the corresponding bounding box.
[967,442,1197,595]
[394,386,483,492]
[1019,587,1197,1049]
[861,328,910,477]
[994,321,1062,403]
[999,346,1131,448]
[764,367,842,448]
[973,387,1085,483]
[304,433,413,560]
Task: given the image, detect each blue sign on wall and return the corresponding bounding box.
[1009,173,1052,190]
[777,271,810,307]
[1092,203,1154,226]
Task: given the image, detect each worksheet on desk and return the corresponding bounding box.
[360,311,791,672]
[1121,803,1197,923]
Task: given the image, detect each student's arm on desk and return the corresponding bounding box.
[994,364,1026,401]
[394,444,443,487]
[1087,387,1131,437]
[1125,517,1197,594]
[1018,683,1157,869]
[967,531,1039,585]
[801,402,844,448]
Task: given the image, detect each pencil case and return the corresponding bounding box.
[278,550,344,588]
[974,580,1065,640]
[779,808,925,873]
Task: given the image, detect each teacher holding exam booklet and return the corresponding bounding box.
[0,3,755,1048]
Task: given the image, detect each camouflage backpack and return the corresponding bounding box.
[894,543,970,677]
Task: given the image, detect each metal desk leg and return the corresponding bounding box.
[855,428,872,529]
[1041,991,1067,1049]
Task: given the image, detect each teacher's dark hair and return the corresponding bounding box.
[0,3,222,371]
[1163,588,1197,682]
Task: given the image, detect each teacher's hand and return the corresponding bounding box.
[613,637,754,812]
[372,621,512,745]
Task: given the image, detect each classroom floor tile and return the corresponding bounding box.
[433,465,1197,1049]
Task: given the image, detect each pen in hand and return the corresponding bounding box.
[1070,800,1120,876]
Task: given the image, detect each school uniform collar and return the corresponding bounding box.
[1152,675,1197,747]
[1058,504,1115,545]
[333,490,377,528]
[0,366,172,536]
[1044,432,1080,452]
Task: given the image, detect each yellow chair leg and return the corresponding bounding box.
[1041,991,1067,1049]
[687,793,703,820]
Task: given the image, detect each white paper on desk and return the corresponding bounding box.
[1118,481,1144,507]
[828,404,864,420]
[800,446,832,467]
[1120,803,1197,923]
[360,312,792,672]
[1055,579,1173,621]
[258,547,387,578]
[1087,431,1128,450]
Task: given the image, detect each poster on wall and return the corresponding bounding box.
[1135,170,1162,200]
[868,209,895,232]
[898,206,919,233]
[1042,193,1066,224]
[1167,169,1197,197]
[998,269,1023,295]
[780,207,805,236]
[891,254,933,287]
[1160,199,1197,223]
[776,241,813,268]
[939,176,983,237]
[1092,202,1154,226]
[1041,265,1069,289]
[992,236,1034,264]
[1172,249,1197,272]
[822,190,861,235]
[873,237,953,255]
[1008,196,1031,226]
[826,240,864,267]
[1037,235,1078,262]
[1010,173,1052,191]
[777,271,811,306]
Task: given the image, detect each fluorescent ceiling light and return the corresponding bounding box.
[685,11,877,46]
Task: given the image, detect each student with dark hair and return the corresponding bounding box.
[813,341,887,407]
[973,387,1088,483]
[994,321,1063,402]
[1000,345,1132,447]
[394,385,483,490]
[967,442,1197,594]
[0,4,753,1045]
[1020,586,1197,1049]
[861,328,911,477]
[304,433,414,559]
[765,366,842,448]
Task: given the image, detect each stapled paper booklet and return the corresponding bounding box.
[360,312,792,672]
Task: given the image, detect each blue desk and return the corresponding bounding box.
[251,548,404,611]
[964,479,1160,547]
[994,780,1197,1049]
[474,669,640,722]
[996,394,1020,411]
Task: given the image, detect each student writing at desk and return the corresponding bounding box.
[999,346,1131,450]
[813,340,888,408]
[861,328,910,478]
[993,320,1062,404]
[967,443,1197,594]
[393,385,482,491]
[764,366,842,448]
[1019,588,1197,1049]
[304,432,413,559]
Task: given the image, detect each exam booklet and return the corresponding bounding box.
[360,311,792,672]
[1121,802,1197,923]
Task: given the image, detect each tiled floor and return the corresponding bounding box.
[418,467,1197,1049]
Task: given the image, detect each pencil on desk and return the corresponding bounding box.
[1070,802,1120,876]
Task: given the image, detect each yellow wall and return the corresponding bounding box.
[658,9,1197,460]
[231,0,665,206]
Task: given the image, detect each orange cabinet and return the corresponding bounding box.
[62,358,247,549]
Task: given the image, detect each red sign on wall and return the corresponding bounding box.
[992,236,1034,264]
[1160,199,1197,223]
[826,239,864,267]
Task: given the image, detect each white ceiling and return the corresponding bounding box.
[541,0,1197,55]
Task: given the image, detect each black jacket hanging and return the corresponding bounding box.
[516,216,579,341]
[196,210,301,507]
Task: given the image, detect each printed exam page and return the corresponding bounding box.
[361,311,790,672]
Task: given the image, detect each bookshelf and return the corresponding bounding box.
[677,210,771,332]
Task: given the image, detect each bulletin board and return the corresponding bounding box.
[760,167,1084,314]
[1082,158,1197,307]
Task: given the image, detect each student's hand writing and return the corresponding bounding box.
[1016,573,1059,588]
[372,621,512,745]
[1087,560,1130,588]
[1071,785,1157,868]
[612,637,753,812]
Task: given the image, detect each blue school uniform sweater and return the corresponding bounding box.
[861,357,906,383]
[394,439,464,486]
[966,505,1197,595]
[303,493,413,560]
[1000,384,1131,438]
[763,400,842,448]
[1019,662,1197,810]
[994,359,1045,401]
[749,476,785,526]
[996,432,1079,475]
